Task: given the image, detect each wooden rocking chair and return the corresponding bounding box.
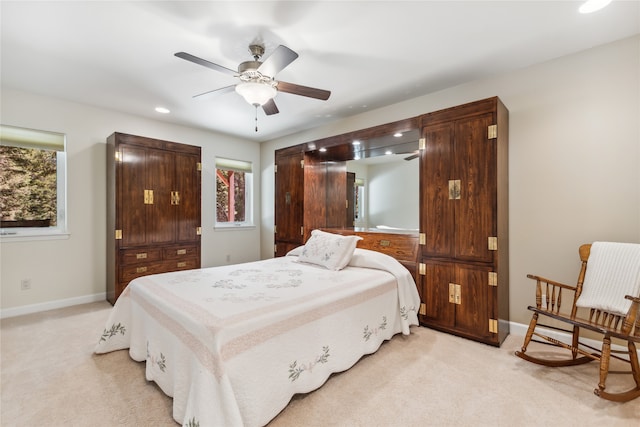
[515,242,640,402]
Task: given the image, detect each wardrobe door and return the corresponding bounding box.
[175,151,201,243]
[454,113,496,263]
[274,153,304,252]
[420,122,455,259]
[453,263,493,342]
[421,261,455,329]
[119,143,147,247]
[147,148,176,245]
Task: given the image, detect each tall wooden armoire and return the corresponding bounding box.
[273,149,348,256]
[418,97,509,346]
[106,132,202,304]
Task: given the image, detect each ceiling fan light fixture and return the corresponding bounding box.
[235,82,277,106]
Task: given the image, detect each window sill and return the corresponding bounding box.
[0,231,70,242]
[214,223,256,231]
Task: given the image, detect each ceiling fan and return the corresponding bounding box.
[175,43,331,118]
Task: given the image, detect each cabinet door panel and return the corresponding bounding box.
[275,153,304,245]
[147,149,176,244]
[175,152,201,242]
[420,122,455,258]
[421,261,455,328]
[454,264,493,341]
[454,113,496,262]
[120,144,147,246]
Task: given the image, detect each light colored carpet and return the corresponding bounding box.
[1,301,638,426]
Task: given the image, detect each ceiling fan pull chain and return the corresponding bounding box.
[255,105,259,132]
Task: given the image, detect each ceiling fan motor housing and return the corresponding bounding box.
[238,60,263,75]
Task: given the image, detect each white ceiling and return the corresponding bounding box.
[1,1,639,142]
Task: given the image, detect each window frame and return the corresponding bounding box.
[214,156,254,230]
[0,125,69,241]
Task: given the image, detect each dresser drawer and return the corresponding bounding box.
[163,245,199,260]
[120,248,162,264]
[164,257,199,271]
[359,237,418,262]
[120,262,166,284]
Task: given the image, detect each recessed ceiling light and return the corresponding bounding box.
[352,140,361,146]
[155,107,170,114]
[319,147,327,152]
[579,0,612,14]
[394,132,403,137]
[385,150,393,155]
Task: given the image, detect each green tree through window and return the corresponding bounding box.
[1,146,57,226]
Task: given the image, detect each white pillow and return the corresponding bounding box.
[297,230,362,270]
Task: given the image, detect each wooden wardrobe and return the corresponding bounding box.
[418,97,509,346]
[106,132,202,304]
[273,97,509,346]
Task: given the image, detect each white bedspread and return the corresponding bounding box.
[95,249,420,426]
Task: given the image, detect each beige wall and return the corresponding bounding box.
[260,35,640,325]
[0,89,262,315]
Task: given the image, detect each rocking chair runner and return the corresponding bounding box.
[515,242,640,402]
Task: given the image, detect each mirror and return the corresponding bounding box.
[345,128,419,233]
[305,123,420,234]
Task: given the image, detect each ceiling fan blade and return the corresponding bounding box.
[175,52,237,76]
[276,81,331,100]
[192,85,236,98]
[258,45,298,77]
[262,98,279,116]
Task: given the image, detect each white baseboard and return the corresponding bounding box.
[509,320,627,352]
[0,293,106,319]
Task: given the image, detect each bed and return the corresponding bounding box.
[95,230,421,426]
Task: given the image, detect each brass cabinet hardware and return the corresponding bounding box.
[448,180,461,200]
[419,233,426,245]
[196,227,202,235]
[144,189,154,205]
[419,263,426,275]
[176,249,187,255]
[488,236,498,250]
[136,253,147,259]
[489,318,498,333]
[177,262,187,268]
[136,266,147,273]
[171,191,180,205]
[419,303,427,315]
[379,239,390,247]
[488,124,497,139]
[449,283,462,305]
[488,271,498,286]
[115,229,122,240]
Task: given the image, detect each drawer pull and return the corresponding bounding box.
[136,266,147,273]
[136,253,148,259]
[177,262,187,268]
[379,240,391,247]
[176,249,187,255]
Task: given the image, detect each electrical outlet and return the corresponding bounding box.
[20,279,31,290]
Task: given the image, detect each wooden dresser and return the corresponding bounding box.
[106,132,201,304]
[323,228,419,282]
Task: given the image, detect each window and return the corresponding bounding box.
[0,125,67,238]
[215,157,253,228]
